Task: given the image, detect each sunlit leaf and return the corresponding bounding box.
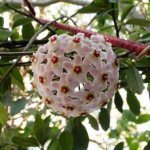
[136,114,150,124]
[0,103,8,125]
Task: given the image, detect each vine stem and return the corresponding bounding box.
[38,18,150,56]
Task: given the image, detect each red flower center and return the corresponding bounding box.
[93,50,100,57]
[86,93,94,101]
[45,98,51,105]
[73,66,82,74]
[101,73,108,81]
[51,56,59,64]
[73,37,80,43]
[66,106,74,111]
[50,36,57,43]
[39,76,45,84]
[114,58,119,66]
[60,86,69,94]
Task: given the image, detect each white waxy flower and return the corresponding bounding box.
[31,33,119,117]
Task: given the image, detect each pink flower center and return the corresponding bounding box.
[73,66,82,74]
[60,86,69,94]
[73,37,80,43]
[93,50,100,57]
[50,36,57,43]
[86,93,94,101]
[51,56,59,64]
[101,73,108,81]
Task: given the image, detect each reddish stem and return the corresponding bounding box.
[39,19,149,56]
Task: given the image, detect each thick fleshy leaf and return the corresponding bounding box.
[22,23,34,39]
[72,123,89,150]
[127,65,144,94]
[99,108,110,131]
[87,114,99,130]
[59,131,73,150]
[0,17,4,27]
[136,114,150,124]
[127,90,140,115]
[114,91,123,113]
[114,142,124,150]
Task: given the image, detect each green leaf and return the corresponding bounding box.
[33,113,51,145]
[114,91,123,113]
[0,103,8,125]
[12,68,24,90]
[114,142,124,150]
[136,114,150,124]
[0,17,4,27]
[121,5,134,22]
[13,17,32,28]
[126,18,150,27]
[87,114,99,130]
[127,90,140,115]
[72,123,89,150]
[22,23,34,40]
[0,123,2,134]
[99,108,110,131]
[129,142,138,150]
[12,136,39,148]
[0,28,12,41]
[59,131,73,150]
[127,65,144,94]
[11,98,27,116]
[78,0,107,13]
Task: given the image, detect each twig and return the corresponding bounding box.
[0,62,31,67]
[0,39,48,48]
[0,17,62,87]
[0,51,34,56]
[111,3,119,37]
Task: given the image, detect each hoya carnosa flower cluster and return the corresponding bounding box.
[31,33,119,117]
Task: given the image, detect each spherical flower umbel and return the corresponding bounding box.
[31,33,119,117]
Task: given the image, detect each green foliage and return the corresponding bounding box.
[127,90,140,115]
[0,1,150,150]
[99,108,110,131]
[114,91,123,113]
[127,65,144,94]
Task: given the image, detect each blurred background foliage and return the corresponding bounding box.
[0,0,150,149]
